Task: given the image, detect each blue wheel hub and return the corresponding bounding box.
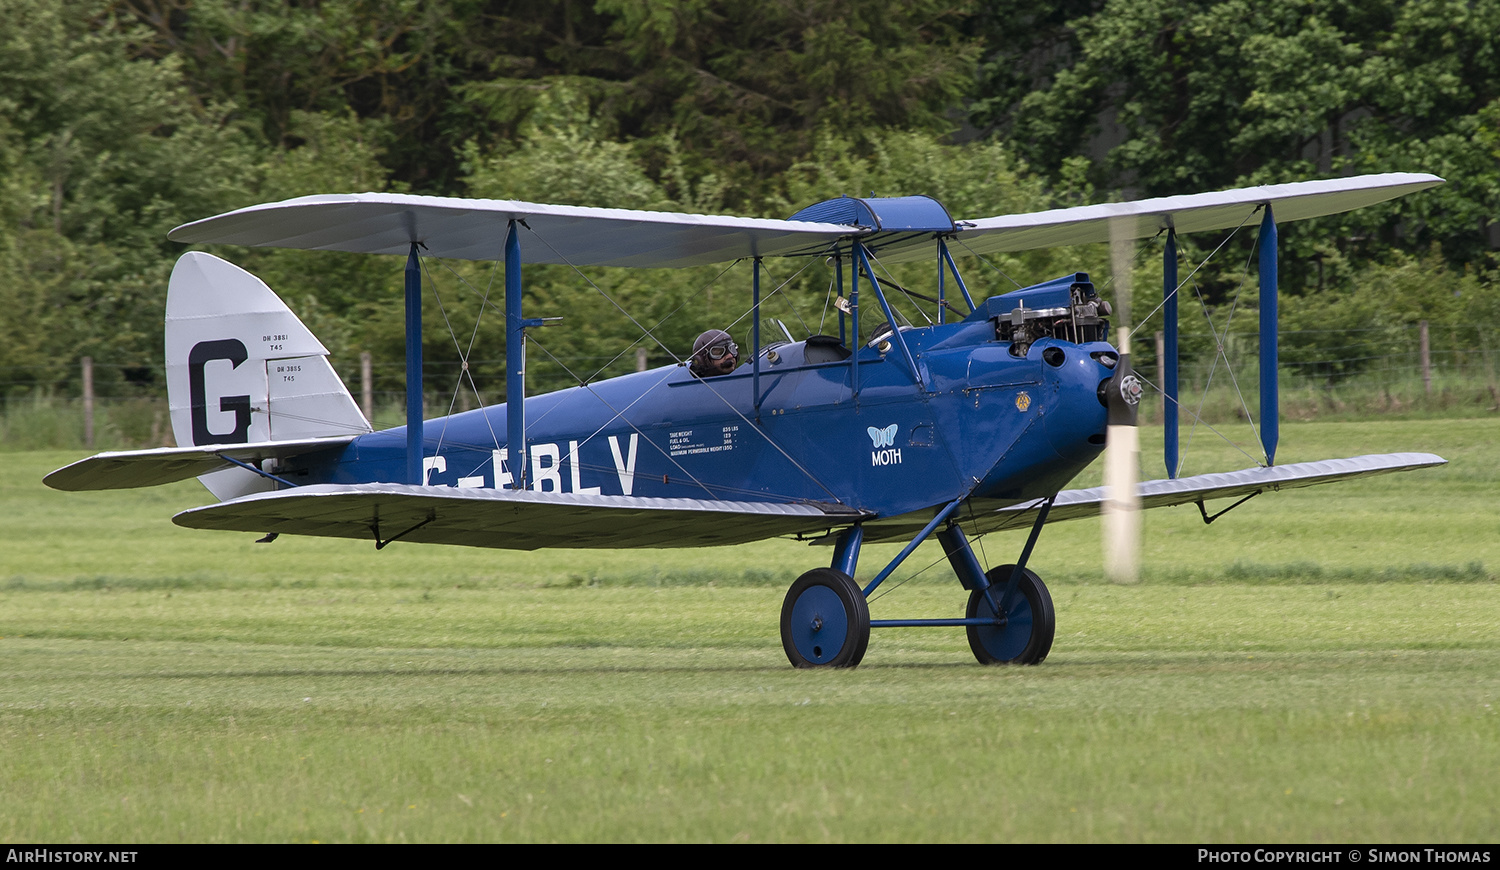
[971,591,1034,661]
[966,565,1055,665]
[788,585,849,664]
[779,568,870,669]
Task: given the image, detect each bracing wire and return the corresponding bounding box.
[952,238,1025,289]
[422,259,478,457]
[520,226,691,365]
[1180,221,1266,471]
[864,250,934,326]
[579,265,733,384]
[1127,208,1258,343]
[426,257,503,451]
[817,272,838,334]
[1135,369,1266,468]
[758,257,815,337]
[713,255,822,342]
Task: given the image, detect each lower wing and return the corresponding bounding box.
[972,452,1446,534]
[172,484,871,550]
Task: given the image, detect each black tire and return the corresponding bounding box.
[965,564,1055,665]
[780,568,871,669]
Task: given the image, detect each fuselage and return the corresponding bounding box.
[283,312,1117,536]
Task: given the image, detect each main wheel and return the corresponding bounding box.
[966,565,1055,665]
[780,568,870,668]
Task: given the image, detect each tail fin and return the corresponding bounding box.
[165,252,371,500]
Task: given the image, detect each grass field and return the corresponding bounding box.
[1,419,1497,842]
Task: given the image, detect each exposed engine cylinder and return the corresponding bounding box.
[998,277,1112,357]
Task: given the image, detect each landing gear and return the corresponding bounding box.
[780,568,870,668]
[965,565,1055,665]
[781,496,1058,669]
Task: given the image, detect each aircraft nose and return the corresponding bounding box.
[1040,344,1112,457]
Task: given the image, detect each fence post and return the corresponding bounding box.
[636,348,647,372]
[360,351,374,425]
[1418,320,1431,395]
[82,356,95,448]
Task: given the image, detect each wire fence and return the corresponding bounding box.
[4,322,1496,451]
[1143,321,1492,382]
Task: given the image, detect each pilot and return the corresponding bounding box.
[690,329,739,377]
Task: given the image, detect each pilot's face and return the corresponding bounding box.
[705,340,738,374]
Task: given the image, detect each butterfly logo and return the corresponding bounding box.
[867,424,898,449]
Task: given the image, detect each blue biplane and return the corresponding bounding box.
[46,173,1447,667]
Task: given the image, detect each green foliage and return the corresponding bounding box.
[973,0,1500,272]
[0,0,259,383]
[0,3,401,393]
[215,109,400,365]
[117,0,980,198]
[1,0,1495,417]
[462,85,672,210]
[586,0,980,195]
[1278,247,1494,381]
[122,0,470,186]
[0,0,993,401]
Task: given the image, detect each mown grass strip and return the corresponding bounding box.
[1,419,1495,841]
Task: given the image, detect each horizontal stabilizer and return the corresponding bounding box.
[973,452,1447,534]
[43,437,357,491]
[172,484,871,550]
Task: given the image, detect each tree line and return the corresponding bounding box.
[1,0,1495,405]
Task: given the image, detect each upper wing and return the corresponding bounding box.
[168,194,856,267]
[169,174,1442,270]
[172,483,871,550]
[43,437,356,491]
[872,173,1444,263]
[967,452,1447,535]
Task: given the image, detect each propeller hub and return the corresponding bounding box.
[1102,362,1143,427]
